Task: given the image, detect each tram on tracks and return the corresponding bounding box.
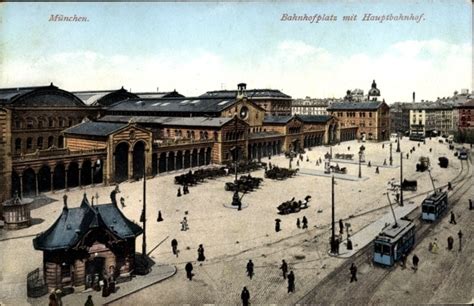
[458,148,468,160]
[373,219,416,267]
[421,191,448,222]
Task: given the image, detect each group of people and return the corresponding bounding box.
[184,244,206,281]
[177,184,190,197]
[296,216,308,229]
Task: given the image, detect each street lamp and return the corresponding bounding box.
[230,116,242,210]
[358,150,362,178]
[396,133,401,153]
[389,142,393,166]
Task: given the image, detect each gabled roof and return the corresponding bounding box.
[263,115,294,124]
[134,90,184,99]
[73,88,138,106]
[63,121,128,137]
[296,115,333,123]
[327,101,384,111]
[200,89,291,99]
[107,97,238,114]
[0,84,85,107]
[99,115,233,127]
[33,196,142,251]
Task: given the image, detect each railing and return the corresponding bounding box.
[13,147,106,161]
[27,268,48,298]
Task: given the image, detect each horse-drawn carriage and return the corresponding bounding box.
[284,151,297,159]
[438,157,449,168]
[416,156,430,172]
[401,179,417,191]
[329,164,347,174]
[265,167,298,180]
[277,195,311,214]
[225,175,263,193]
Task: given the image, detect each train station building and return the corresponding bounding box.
[0,83,358,204]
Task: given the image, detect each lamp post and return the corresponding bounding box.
[330,175,338,254]
[389,142,393,166]
[231,116,242,209]
[396,133,401,153]
[358,150,362,178]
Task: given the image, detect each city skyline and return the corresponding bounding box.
[0,1,471,102]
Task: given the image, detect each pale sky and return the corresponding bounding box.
[0,1,472,103]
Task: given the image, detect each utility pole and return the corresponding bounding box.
[389,142,393,166]
[396,133,401,153]
[400,151,403,207]
[142,157,147,257]
[330,175,336,253]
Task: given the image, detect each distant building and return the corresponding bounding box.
[409,102,454,137]
[390,102,412,135]
[291,97,340,116]
[327,80,390,141]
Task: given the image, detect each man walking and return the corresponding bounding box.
[447,236,454,251]
[280,260,288,279]
[185,262,194,280]
[246,260,254,279]
[449,211,457,224]
[350,263,357,282]
[458,230,463,251]
[287,271,295,293]
[412,254,419,272]
[339,219,344,235]
[171,239,179,257]
[241,287,250,306]
[296,218,301,229]
[302,216,308,229]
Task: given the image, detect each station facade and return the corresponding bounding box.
[0,83,357,204]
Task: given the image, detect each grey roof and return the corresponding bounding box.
[63,121,127,137]
[200,89,291,99]
[99,115,233,127]
[297,115,332,123]
[263,116,294,124]
[0,84,85,107]
[107,97,238,114]
[327,101,384,111]
[73,88,138,106]
[376,219,414,242]
[33,196,142,251]
[134,90,184,99]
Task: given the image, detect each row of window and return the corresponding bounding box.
[165,129,218,140]
[14,117,80,130]
[15,135,63,152]
[225,130,245,141]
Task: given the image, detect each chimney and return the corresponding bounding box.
[63,194,68,210]
[237,83,247,100]
[412,92,415,103]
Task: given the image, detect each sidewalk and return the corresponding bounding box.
[334,202,419,258]
[30,264,176,306]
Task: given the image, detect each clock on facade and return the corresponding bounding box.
[239,106,249,120]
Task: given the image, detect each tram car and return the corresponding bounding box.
[409,133,425,142]
[421,191,448,222]
[373,219,415,267]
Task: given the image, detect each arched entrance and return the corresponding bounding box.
[167,151,175,171]
[115,142,129,183]
[81,160,92,186]
[11,171,20,197]
[184,150,191,169]
[198,148,205,166]
[22,168,36,197]
[132,141,146,179]
[176,151,183,170]
[68,162,79,188]
[93,159,103,184]
[158,152,167,173]
[205,147,212,165]
[191,149,198,167]
[53,163,66,190]
[38,165,51,193]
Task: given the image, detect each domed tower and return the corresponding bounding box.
[367,80,381,101]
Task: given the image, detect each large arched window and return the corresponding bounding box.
[26,137,33,150]
[15,138,22,151]
[37,137,43,149]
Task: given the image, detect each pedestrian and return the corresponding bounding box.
[280,259,288,279]
[241,286,250,306]
[447,236,454,250]
[102,276,109,297]
[469,199,473,210]
[412,254,419,272]
[306,156,309,162]
[382,144,385,149]
[181,217,189,231]
[302,216,308,229]
[185,262,193,280]
[49,293,58,306]
[375,166,379,174]
[350,263,357,282]
[339,219,344,235]
[287,271,295,293]
[246,260,254,279]
[197,244,206,261]
[431,239,439,254]
[275,219,281,232]
[296,218,301,229]
[449,211,456,224]
[177,187,182,197]
[429,148,432,153]
[383,159,387,166]
[157,210,163,222]
[347,146,350,151]
[84,295,94,306]
[406,153,409,159]
[400,253,407,269]
[448,182,453,191]
[296,160,300,167]
[171,239,178,257]
[120,196,126,208]
[458,230,463,251]
[367,161,371,167]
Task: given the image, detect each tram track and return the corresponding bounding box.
[297,157,472,305]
